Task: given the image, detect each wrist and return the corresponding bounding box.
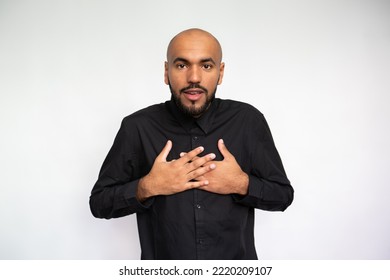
[136,175,153,202]
[236,172,249,196]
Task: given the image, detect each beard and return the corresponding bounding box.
[169,82,217,118]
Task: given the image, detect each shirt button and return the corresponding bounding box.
[192,136,199,141]
[195,204,202,209]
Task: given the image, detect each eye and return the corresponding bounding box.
[176,63,187,69]
[202,64,213,70]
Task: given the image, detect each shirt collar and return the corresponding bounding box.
[166,97,220,134]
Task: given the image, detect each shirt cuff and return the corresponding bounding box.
[232,174,263,205]
[123,179,155,212]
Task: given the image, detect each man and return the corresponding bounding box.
[90,28,293,260]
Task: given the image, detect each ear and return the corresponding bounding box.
[218,62,225,85]
[164,61,169,85]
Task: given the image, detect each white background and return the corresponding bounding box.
[0,0,389,259]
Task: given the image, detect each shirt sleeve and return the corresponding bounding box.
[89,118,154,219]
[233,112,294,211]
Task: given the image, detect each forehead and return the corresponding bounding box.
[167,32,222,63]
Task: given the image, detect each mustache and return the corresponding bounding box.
[180,84,208,94]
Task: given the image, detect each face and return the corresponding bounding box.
[165,30,225,118]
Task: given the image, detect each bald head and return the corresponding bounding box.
[166,28,223,63]
[164,28,225,117]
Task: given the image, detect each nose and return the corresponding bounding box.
[187,66,201,84]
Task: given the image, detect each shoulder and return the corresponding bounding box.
[121,102,167,126]
[217,98,264,118]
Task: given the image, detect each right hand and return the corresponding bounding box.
[136,140,216,202]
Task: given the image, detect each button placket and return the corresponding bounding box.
[191,135,202,149]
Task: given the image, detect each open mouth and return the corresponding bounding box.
[182,89,204,101]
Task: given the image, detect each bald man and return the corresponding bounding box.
[90,28,293,260]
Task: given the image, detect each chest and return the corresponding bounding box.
[137,117,252,172]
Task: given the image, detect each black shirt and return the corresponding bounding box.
[90,98,293,259]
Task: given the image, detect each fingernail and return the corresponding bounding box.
[219,139,224,144]
[210,164,216,169]
[199,146,204,152]
[209,153,216,159]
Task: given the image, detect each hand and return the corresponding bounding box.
[195,139,249,195]
[136,140,216,202]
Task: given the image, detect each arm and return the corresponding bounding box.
[89,120,216,219]
[233,116,294,211]
[194,116,293,211]
[89,120,148,219]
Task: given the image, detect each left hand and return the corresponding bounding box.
[182,139,249,195]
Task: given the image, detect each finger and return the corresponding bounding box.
[180,152,201,162]
[218,139,232,159]
[178,146,204,164]
[187,162,216,180]
[186,152,216,172]
[184,179,210,190]
[192,175,206,181]
[156,140,172,162]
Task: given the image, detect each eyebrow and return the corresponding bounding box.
[173,57,217,65]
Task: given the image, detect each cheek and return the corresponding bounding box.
[204,76,220,90]
[167,72,183,86]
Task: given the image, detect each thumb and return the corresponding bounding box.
[157,140,172,162]
[218,139,232,159]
